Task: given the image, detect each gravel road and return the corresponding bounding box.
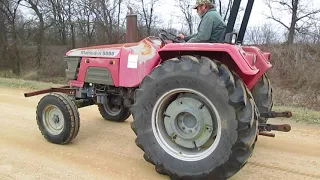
[1,87,320,180]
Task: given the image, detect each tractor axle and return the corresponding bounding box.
[260,111,292,118]
[258,123,292,138]
[259,123,291,132]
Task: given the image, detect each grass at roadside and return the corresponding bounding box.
[0,77,65,90]
[273,106,320,124]
[1,77,319,124]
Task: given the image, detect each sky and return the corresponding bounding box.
[156,0,279,31]
[18,0,320,42]
[153,0,320,36]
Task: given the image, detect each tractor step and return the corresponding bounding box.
[258,123,291,138]
[260,111,292,118]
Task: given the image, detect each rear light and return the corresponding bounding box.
[263,52,271,62]
[160,41,165,48]
[239,49,257,68]
[244,53,257,66]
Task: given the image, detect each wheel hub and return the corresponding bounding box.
[177,112,198,134]
[42,105,64,135]
[52,115,60,123]
[152,89,222,162]
[163,96,215,149]
[103,96,122,116]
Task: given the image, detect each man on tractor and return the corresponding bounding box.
[178,0,227,43]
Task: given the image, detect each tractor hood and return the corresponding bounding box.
[65,37,163,59]
[65,42,140,58]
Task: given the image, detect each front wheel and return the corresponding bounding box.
[36,93,80,144]
[130,56,259,180]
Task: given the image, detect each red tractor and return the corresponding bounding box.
[25,0,292,179]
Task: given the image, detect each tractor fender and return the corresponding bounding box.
[158,43,261,75]
[158,43,272,89]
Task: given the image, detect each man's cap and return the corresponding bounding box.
[193,0,215,9]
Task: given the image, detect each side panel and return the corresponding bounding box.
[76,57,120,86]
[118,39,161,87]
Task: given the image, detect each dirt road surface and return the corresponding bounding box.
[1,87,320,180]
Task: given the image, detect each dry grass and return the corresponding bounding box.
[0,77,64,90]
[1,43,320,111]
[273,106,320,124]
[260,43,320,111]
[262,44,320,90]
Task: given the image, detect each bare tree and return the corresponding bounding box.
[91,0,126,44]
[135,0,160,36]
[117,0,122,32]
[76,0,96,46]
[48,0,68,45]
[217,0,233,21]
[22,0,50,68]
[264,0,320,44]
[294,17,320,44]
[178,0,193,35]
[0,3,6,70]
[0,0,22,75]
[246,23,279,44]
[67,0,76,48]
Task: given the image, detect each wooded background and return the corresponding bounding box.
[0,0,320,110]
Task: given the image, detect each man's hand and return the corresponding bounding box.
[178,34,185,39]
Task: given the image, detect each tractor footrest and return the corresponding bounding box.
[260,111,292,118]
[259,123,291,132]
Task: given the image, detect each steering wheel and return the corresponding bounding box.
[159,29,185,44]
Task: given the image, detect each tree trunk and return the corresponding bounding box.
[35,15,45,69]
[62,25,67,45]
[188,19,193,35]
[118,0,121,33]
[0,10,5,70]
[71,23,75,49]
[11,24,21,76]
[37,22,44,68]
[68,0,75,49]
[27,0,45,69]
[288,0,299,44]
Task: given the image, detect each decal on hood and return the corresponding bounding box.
[67,49,120,58]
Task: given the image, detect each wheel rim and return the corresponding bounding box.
[152,88,222,162]
[42,105,64,135]
[103,98,122,116]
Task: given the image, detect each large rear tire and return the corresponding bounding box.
[130,56,259,180]
[36,92,80,144]
[251,74,273,123]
